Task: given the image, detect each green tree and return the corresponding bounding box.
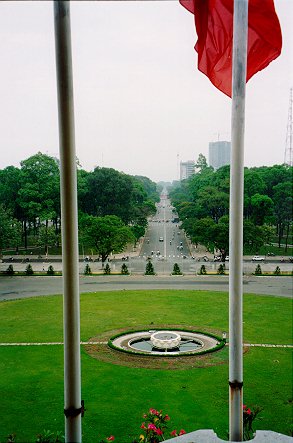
[272,181,292,249]
[172,263,182,275]
[131,225,146,245]
[79,214,134,263]
[0,166,22,219]
[47,265,55,276]
[250,193,273,225]
[254,264,262,275]
[199,265,207,275]
[25,264,34,275]
[6,265,14,275]
[0,205,22,252]
[243,220,266,253]
[86,167,134,222]
[217,264,225,275]
[17,152,60,247]
[121,263,129,275]
[145,260,155,275]
[37,226,60,255]
[103,263,111,275]
[195,153,208,172]
[274,266,281,275]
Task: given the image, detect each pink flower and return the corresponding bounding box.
[164,414,170,421]
[107,437,115,441]
[149,408,159,415]
[140,423,146,429]
[148,423,157,431]
[170,430,177,437]
[179,430,186,435]
[243,405,247,410]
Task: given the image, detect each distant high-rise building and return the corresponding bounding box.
[180,160,195,180]
[209,141,231,170]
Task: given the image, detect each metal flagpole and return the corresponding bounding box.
[54,2,82,442]
[229,0,248,441]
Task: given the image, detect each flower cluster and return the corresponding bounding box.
[243,404,263,441]
[98,408,187,443]
[138,408,186,443]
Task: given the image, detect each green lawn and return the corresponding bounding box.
[0,290,292,442]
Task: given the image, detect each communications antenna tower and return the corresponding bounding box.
[284,88,293,166]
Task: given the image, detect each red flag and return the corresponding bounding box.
[179,0,282,97]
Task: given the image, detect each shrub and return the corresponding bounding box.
[47,265,55,276]
[84,264,92,275]
[199,265,207,275]
[172,263,182,275]
[121,263,129,275]
[136,408,185,443]
[6,265,14,275]
[217,264,225,275]
[104,263,111,275]
[243,405,263,441]
[254,264,262,275]
[274,266,281,275]
[145,260,155,275]
[35,430,64,443]
[25,264,34,275]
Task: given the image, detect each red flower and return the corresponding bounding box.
[179,429,186,435]
[155,428,163,435]
[170,430,177,437]
[140,423,146,429]
[243,405,247,410]
[107,437,115,441]
[149,408,159,415]
[246,408,252,415]
[164,414,170,421]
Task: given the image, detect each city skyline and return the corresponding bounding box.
[0,1,292,182]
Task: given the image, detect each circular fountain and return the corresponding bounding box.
[150,331,181,350]
[109,329,224,356]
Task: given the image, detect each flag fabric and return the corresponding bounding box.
[179,0,282,97]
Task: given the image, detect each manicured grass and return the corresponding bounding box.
[0,290,292,442]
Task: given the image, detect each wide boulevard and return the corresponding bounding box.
[0,194,292,301]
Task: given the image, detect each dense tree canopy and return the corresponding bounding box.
[79,214,134,262]
[170,163,292,255]
[0,152,159,253]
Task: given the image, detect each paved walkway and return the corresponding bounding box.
[0,341,292,348]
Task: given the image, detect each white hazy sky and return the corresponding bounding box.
[0,1,292,182]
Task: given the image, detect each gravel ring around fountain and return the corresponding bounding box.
[83,325,246,370]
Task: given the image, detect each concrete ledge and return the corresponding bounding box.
[163,430,293,443]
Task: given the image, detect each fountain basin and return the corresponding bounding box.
[109,329,224,356]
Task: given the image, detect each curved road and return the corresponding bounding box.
[0,274,292,302]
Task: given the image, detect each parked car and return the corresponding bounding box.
[225,256,229,261]
[159,237,164,242]
[252,255,265,261]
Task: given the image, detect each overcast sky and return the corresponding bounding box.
[0,1,292,182]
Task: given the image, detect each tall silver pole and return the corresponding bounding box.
[54,2,82,442]
[229,0,248,441]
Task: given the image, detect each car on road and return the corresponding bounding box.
[159,237,164,242]
[252,255,265,261]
